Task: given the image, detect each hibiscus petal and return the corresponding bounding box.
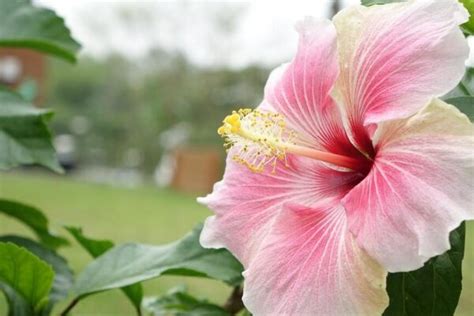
[264,18,358,157]
[242,203,388,315]
[199,153,361,266]
[333,0,469,128]
[343,99,474,272]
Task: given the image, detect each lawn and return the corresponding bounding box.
[0,172,472,315]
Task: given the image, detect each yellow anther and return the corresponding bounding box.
[219,113,241,135]
[217,125,227,135]
[217,108,360,172]
[217,108,292,173]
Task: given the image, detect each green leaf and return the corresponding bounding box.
[0,199,68,249]
[0,0,80,62]
[460,0,474,35]
[384,223,465,316]
[64,226,114,257]
[0,236,73,316]
[445,96,474,121]
[0,242,54,314]
[0,284,31,316]
[0,90,62,172]
[143,286,229,316]
[72,224,243,298]
[65,226,143,315]
[361,0,401,6]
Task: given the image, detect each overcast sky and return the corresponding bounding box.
[35,0,473,68]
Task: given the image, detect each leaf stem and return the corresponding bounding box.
[223,286,244,315]
[60,297,80,316]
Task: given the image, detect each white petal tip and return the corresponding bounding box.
[295,17,332,36]
[453,0,470,24]
[196,196,208,205]
[199,216,226,250]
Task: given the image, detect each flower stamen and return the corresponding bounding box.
[218,108,359,172]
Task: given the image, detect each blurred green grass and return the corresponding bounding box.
[0,172,472,315]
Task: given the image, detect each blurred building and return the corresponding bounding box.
[155,124,221,194]
[170,147,221,194]
[0,48,45,104]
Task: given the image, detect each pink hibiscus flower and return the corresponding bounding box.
[199,0,474,315]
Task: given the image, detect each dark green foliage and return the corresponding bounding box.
[0,199,68,249]
[0,91,62,172]
[445,97,474,120]
[0,0,80,62]
[0,242,54,315]
[143,286,229,316]
[384,223,465,316]
[72,224,243,299]
[460,0,474,35]
[64,226,114,257]
[0,236,73,315]
[65,227,143,314]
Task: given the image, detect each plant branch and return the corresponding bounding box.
[60,297,80,316]
[223,286,244,315]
